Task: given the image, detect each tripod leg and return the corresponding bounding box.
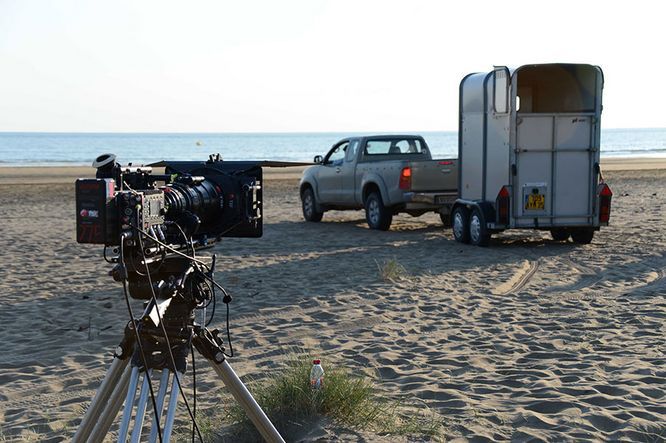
[87,363,133,443]
[161,372,183,442]
[117,365,141,442]
[148,369,171,443]
[73,356,130,443]
[129,369,152,443]
[210,360,285,443]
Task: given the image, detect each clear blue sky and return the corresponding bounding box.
[1,0,663,132]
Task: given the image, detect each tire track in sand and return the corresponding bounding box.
[493,259,540,295]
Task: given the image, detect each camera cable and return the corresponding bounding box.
[136,229,204,442]
[190,345,197,443]
[133,225,235,357]
[173,221,195,259]
[103,246,113,263]
[134,225,209,267]
[119,236,164,443]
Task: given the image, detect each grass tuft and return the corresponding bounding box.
[376,258,408,282]
[217,355,442,442]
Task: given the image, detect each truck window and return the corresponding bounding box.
[345,140,359,162]
[325,142,348,165]
[365,139,425,155]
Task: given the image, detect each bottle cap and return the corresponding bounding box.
[313,359,321,364]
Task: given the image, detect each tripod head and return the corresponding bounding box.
[108,227,230,374]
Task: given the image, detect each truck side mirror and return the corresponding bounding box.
[314,155,323,164]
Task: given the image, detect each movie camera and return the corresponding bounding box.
[76,152,262,300]
[73,153,286,442]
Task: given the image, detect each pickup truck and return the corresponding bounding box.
[299,135,458,230]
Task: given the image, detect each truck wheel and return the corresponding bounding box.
[550,228,570,241]
[571,228,594,244]
[452,206,470,243]
[365,192,392,230]
[301,188,323,222]
[439,213,451,228]
[469,207,491,246]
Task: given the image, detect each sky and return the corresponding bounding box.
[0,0,664,133]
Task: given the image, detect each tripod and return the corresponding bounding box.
[72,320,284,442]
[72,252,285,443]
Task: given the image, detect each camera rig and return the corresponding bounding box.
[76,152,264,246]
[73,154,290,442]
[76,152,265,310]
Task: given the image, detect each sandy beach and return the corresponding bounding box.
[0,160,665,441]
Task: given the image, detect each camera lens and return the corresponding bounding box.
[163,179,221,226]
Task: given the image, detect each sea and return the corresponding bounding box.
[1,128,665,166]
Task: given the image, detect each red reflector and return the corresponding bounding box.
[438,161,453,165]
[600,183,613,197]
[399,167,412,190]
[599,200,611,223]
[496,186,510,225]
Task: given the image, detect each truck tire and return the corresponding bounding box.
[365,192,392,230]
[550,228,570,241]
[469,207,491,246]
[571,228,594,244]
[301,187,323,222]
[452,206,470,243]
[439,213,451,228]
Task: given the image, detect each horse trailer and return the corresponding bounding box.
[452,63,613,246]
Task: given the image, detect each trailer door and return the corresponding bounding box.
[514,114,595,227]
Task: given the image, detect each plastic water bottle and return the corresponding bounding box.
[310,359,324,390]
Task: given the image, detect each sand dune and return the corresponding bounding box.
[0,166,664,441]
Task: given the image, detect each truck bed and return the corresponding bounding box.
[410,159,458,192]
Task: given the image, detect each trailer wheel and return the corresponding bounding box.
[571,228,594,244]
[452,206,470,243]
[301,188,323,222]
[469,207,491,247]
[365,192,392,230]
[550,228,570,241]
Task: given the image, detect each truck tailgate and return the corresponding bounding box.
[409,159,458,192]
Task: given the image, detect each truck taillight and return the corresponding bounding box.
[399,166,412,190]
[496,186,510,225]
[598,183,612,223]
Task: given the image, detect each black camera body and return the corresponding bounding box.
[76,153,263,249]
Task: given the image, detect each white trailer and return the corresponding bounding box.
[452,63,613,246]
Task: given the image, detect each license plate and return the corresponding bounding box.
[436,195,454,204]
[525,193,545,210]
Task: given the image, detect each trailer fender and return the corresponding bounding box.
[476,201,496,225]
